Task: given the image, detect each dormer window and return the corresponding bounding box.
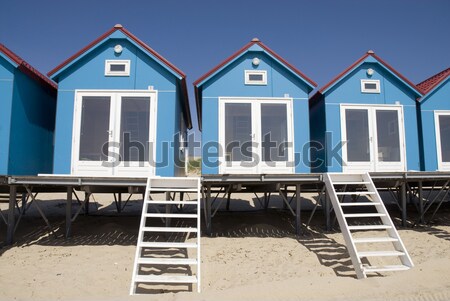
[361,79,380,93]
[105,60,130,76]
[245,70,267,85]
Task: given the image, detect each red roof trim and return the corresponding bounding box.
[193,40,317,87]
[317,51,422,97]
[48,25,185,78]
[417,67,450,95]
[0,43,57,92]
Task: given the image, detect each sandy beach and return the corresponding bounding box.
[0,193,449,301]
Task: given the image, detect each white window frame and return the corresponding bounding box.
[434,111,450,171]
[361,79,381,93]
[218,97,294,174]
[71,89,157,177]
[244,70,267,85]
[105,60,130,76]
[340,103,406,173]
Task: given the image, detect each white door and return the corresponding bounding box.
[219,98,294,174]
[72,90,157,177]
[434,111,450,171]
[341,105,406,172]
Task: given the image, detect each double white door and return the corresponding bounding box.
[341,105,406,172]
[435,111,450,171]
[219,98,294,174]
[72,91,157,177]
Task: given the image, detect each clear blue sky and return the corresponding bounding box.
[1,0,449,136]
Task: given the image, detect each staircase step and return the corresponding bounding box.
[363,265,410,273]
[348,225,392,230]
[139,242,197,248]
[145,200,198,205]
[142,227,198,233]
[344,213,386,218]
[353,237,398,243]
[143,213,198,218]
[358,251,405,258]
[336,191,376,195]
[340,202,381,207]
[134,275,198,284]
[137,258,197,265]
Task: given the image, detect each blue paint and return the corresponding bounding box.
[0,51,56,175]
[51,28,187,176]
[196,43,314,175]
[310,55,422,172]
[419,76,450,171]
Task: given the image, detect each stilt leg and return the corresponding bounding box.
[295,184,302,236]
[206,185,212,235]
[84,192,90,215]
[325,189,331,231]
[418,181,423,223]
[6,185,17,245]
[401,182,407,227]
[66,186,73,238]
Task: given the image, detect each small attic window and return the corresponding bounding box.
[361,79,380,93]
[105,60,130,76]
[245,70,267,85]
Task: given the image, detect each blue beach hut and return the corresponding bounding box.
[194,38,317,175]
[0,44,56,175]
[417,68,450,171]
[309,51,423,173]
[48,25,192,177]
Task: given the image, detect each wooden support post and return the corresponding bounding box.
[418,181,424,223]
[6,185,17,245]
[66,186,73,238]
[401,182,407,227]
[84,192,90,215]
[117,193,122,213]
[325,189,331,231]
[295,184,302,236]
[206,185,212,235]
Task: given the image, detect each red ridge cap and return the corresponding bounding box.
[417,67,450,95]
[0,43,57,91]
[48,26,186,79]
[318,51,421,96]
[193,39,317,87]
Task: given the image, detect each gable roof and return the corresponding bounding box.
[417,67,450,95]
[193,38,317,130]
[48,24,192,129]
[0,43,57,93]
[311,50,422,104]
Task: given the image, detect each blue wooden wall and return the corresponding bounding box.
[310,59,421,172]
[419,78,450,171]
[0,55,56,175]
[51,31,184,176]
[199,46,312,175]
[0,56,15,174]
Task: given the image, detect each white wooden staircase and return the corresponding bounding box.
[324,173,413,279]
[130,177,201,294]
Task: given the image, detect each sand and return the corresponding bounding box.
[0,193,450,301]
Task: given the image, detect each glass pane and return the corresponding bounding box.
[345,109,370,162]
[79,96,111,161]
[120,97,150,162]
[261,104,288,162]
[376,110,401,162]
[249,74,263,81]
[439,115,450,162]
[110,64,126,72]
[225,103,252,162]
